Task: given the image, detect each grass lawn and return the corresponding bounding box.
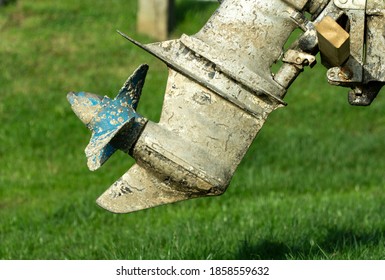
[1,0,385,260]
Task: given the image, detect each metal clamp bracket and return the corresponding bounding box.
[282,49,317,67]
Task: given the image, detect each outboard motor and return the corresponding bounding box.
[68,0,385,213]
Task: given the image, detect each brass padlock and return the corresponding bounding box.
[316,15,350,67]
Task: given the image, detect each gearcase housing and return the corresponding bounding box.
[68,0,385,213]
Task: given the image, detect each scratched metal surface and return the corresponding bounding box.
[68,0,385,213]
[96,0,300,213]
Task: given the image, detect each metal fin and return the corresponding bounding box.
[96,164,193,213]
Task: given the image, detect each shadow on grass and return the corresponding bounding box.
[0,0,16,6]
[236,239,290,260]
[235,228,385,260]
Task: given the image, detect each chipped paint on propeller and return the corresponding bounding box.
[67,64,149,171]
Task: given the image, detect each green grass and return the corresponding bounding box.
[1,0,385,260]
